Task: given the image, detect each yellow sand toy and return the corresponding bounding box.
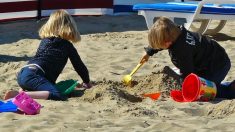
[122,61,145,86]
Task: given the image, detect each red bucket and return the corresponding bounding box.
[182,73,217,102]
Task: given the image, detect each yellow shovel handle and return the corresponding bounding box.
[129,62,144,76]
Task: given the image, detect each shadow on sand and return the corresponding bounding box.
[0,54,31,63]
[211,33,235,41]
[0,15,148,45]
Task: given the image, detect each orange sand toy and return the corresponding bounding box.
[142,92,161,100]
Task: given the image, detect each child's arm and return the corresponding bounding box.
[141,46,162,63]
[68,44,90,84]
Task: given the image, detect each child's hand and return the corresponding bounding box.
[140,54,149,64]
[82,82,92,89]
[76,82,92,90]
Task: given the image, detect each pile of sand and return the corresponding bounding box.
[77,66,181,103]
[66,66,182,117]
[70,66,235,119]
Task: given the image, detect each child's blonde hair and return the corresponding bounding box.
[39,9,81,43]
[148,17,181,49]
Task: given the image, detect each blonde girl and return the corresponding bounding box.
[5,10,91,100]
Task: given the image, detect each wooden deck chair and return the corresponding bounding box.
[133,0,235,35]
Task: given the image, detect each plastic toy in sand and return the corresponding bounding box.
[55,79,79,95]
[171,73,217,102]
[123,61,145,86]
[0,100,18,113]
[142,92,161,101]
[12,92,41,115]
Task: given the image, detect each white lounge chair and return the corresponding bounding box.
[133,0,235,35]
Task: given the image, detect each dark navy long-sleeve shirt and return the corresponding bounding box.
[145,26,230,80]
[28,37,90,84]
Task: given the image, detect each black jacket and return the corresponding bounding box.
[28,37,90,83]
[145,26,230,79]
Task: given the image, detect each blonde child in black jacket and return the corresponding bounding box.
[141,16,235,99]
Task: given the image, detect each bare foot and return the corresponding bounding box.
[4,90,19,100]
[18,88,24,92]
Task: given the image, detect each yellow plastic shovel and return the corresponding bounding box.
[123,61,145,85]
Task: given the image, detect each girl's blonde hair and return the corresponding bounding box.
[39,9,81,43]
[148,17,181,49]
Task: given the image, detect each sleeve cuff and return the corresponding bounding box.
[144,47,160,56]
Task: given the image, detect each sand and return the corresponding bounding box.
[1,15,235,131]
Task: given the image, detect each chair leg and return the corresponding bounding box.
[189,19,210,34]
[138,11,155,29]
[139,11,176,29]
[145,16,155,29]
[204,20,227,35]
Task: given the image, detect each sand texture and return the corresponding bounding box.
[1,15,235,131]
